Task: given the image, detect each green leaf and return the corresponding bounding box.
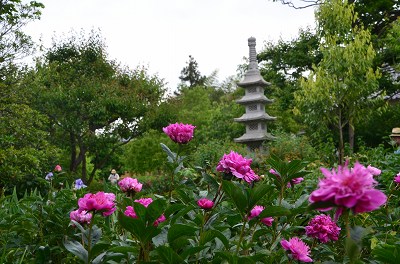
[202,172,219,190]
[222,180,247,215]
[181,246,208,260]
[160,143,177,162]
[118,212,146,242]
[156,246,185,264]
[63,239,88,264]
[146,198,166,224]
[345,236,360,263]
[199,229,229,249]
[167,223,198,245]
[258,206,290,217]
[372,243,400,264]
[307,201,336,211]
[248,183,273,210]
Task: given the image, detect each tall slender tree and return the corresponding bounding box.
[294,0,381,164]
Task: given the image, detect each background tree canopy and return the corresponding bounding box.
[27,31,166,184]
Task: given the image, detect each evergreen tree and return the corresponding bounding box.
[179,55,206,88]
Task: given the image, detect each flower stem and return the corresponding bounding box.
[236,219,248,255]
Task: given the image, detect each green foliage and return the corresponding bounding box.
[0,0,44,73]
[295,0,381,163]
[28,30,166,184]
[267,130,318,162]
[122,130,170,174]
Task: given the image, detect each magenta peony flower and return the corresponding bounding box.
[261,217,274,226]
[197,198,214,210]
[309,161,387,218]
[394,172,400,184]
[287,177,304,188]
[163,123,196,144]
[248,205,264,220]
[54,165,62,172]
[118,177,143,193]
[78,192,116,216]
[70,209,92,225]
[153,214,166,226]
[124,198,166,226]
[367,165,381,176]
[135,197,153,207]
[281,237,313,262]
[124,205,137,218]
[216,151,260,183]
[305,214,341,243]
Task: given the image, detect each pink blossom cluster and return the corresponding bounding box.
[281,237,312,262]
[394,172,400,184]
[118,177,143,193]
[309,161,387,218]
[70,209,92,225]
[216,151,260,183]
[162,123,196,144]
[305,214,341,243]
[269,169,303,188]
[78,192,116,217]
[197,198,214,210]
[248,205,274,226]
[124,197,166,226]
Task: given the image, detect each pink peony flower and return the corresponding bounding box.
[261,217,274,226]
[124,198,166,226]
[153,214,166,226]
[78,192,116,216]
[162,123,196,144]
[394,172,400,184]
[305,214,341,243]
[70,209,92,225]
[135,197,153,207]
[118,177,143,193]
[281,237,313,262]
[197,198,214,210]
[216,151,260,183]
[124,206,137,218]
[309,161,387,218]
[367,165,381,176]
[54,165,62,172]
[248,205,264,220]
[287,177,304,188]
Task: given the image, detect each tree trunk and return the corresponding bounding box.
[80,146,87,183]
[338,112,344,165]
[348,119,355,154]
[69,132,77,172]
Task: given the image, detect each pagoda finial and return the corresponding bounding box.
[248,37,258,71]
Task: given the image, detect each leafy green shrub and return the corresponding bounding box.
[267,130,319,162]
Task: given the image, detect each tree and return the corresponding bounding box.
[28,31,165,184]
[179,55,206,88]
[294,0,381,164]
[0,0,44,74]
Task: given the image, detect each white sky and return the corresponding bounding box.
[24,0,316,93]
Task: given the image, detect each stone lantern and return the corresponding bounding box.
[234,37,276,149]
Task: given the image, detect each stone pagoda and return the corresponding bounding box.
[234,37,276,149]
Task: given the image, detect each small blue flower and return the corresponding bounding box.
[75,179,87,190]
[45,172,54,181]
[394,149,400,155]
